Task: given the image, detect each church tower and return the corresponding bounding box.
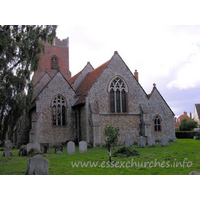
[33,37,71,85]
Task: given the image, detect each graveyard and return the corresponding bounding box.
[0,139,200,175]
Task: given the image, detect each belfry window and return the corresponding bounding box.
[154,115,161,131]
[109,77,128,113]
[52,95,66,126]
[51,56,58,70]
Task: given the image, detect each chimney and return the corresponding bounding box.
[134,70,139,82]
[190,112,192,119]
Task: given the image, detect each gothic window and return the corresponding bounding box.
[154,115,161,131]
[109,77,128,113]
[51,56,58,70]
[52,94,66,126]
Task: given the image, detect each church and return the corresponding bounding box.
[29,37,176,147]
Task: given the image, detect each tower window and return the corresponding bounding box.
[52,94,66,126]
[109,77,128,113]
[51,56,58,70]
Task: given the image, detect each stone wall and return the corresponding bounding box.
[148,86,175,140]
[35,72,75,146]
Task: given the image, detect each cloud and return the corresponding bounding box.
[167,51,200,89]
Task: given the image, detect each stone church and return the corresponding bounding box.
[29,37,176,147]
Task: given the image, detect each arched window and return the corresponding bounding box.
[154,115,161,131]
[51,56,58,70]
[108,77,128,113]
[52,94,66,126]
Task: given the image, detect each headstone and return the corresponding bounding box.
[161,135,168,147]
[147,136,155,147]
[40,143,49,154]
[67,141,75,154]
[3,149,13,157]
[25,154,49,175]
[55,145,63,154]
[26,142,41,154]
[19,145,27,156]
[125,135,134,147]
[5,140,13,150]
[79,141,87,153]
[189,171,200,175]
[138,136,146,148]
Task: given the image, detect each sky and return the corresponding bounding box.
[56,23,200,118]
[3,0,200,118]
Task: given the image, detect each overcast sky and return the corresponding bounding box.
[5,0,200,117]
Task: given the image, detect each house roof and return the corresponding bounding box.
[73,60,110,106]
[195,104,200,119]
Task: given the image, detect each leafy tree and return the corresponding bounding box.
[179,118,198,131]
[104,124,119,162]
[0,25,57,140]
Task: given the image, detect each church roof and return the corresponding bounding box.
[73,60,110,106]
[68,71,82,85]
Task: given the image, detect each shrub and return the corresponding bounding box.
[175,131,200,139]
[112,146,140,158]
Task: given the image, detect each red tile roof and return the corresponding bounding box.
[73,60,110,106]
[68,71,82,85]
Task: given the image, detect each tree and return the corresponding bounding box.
[179,118,198,131]
[104,124,119,162]
[0,25,57,140]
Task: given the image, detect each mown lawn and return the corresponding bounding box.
[0,139,200,175]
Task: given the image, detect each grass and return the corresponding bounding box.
[0,139,200,175]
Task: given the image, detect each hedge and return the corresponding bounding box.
[175,131,200,139]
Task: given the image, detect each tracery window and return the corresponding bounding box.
[154,115,161,131]
[51,56,58,70]
[52,95,66,126]
[109,77,128,113]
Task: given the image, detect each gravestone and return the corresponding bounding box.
[3,149,13,157]
[55,145,63,154]
[138,136,146,148]
[25,154,49,175]
[40,143,49,154]
[147,136,155,147]
[125,135,134,147]
[26,142,41,155]
[79,141,87,153]
[161,135,168,147]
[5,140,13,150]
[19,145,27,156]
[189,171,200,175]
[67,141,75,154]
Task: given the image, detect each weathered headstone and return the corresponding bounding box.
[147,136,155,147]
[55,145,63,154]
[161,135,168,147]
[189,171,200,175]
[40,143,49,154]
[138,136,146,148]
[3,149,13,157]
[125,135,134,147]
[5,140,13,150]
[79,141,87,153]
[27,142,41,154]
[67,141,75,154]
[25,154,49,175]
[19,145,27,156]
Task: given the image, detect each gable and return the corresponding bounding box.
[148,85,175,116]
[68,62,94,90]
[194,104,200,120]
[32,72,51,102]
[33,72,75,104]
